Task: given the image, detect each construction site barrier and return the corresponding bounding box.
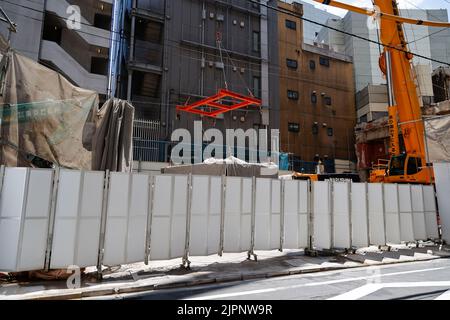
[384,184,401,244]
[434,163,450,244]
[350,183,369,248]
[398,184,415,243]
[0,167,442,273]
[50,169,104,270]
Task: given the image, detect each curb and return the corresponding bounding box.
[6,255,449,300]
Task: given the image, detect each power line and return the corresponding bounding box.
[4,0,450,67]
[249,0,450,66]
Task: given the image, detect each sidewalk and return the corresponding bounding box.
[1,244,449,300]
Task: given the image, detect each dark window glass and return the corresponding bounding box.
[288,123,300,133]
[285,19,297,30]
[91,57,109,75]
[327,128,334,137]
[325,97,332,105]
[94,13,112,30]
[253,76,261,98]
[252,31,260,52]
[311,92,317,104]
[309,60,316,70]
[407,157,422,175]
[319,57,330,67]
[287,90,299,100]
[312,124,319,135]
[286,59,298,70]
[389,155,406,176]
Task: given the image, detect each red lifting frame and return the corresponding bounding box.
[176,89,262,118]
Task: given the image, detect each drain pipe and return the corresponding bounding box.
[107,0,123,99]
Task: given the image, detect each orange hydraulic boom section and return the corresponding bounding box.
[315,0,450,184]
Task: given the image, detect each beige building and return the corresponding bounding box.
[278,1,356,172]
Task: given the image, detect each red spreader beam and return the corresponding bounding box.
[176,89,262,118]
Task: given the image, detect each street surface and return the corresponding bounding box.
[120,259,450,300]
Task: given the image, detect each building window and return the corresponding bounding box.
[309,60,316,70]
[287,90,299,100]
[94,14,112,30]
[311,92,317,104]
[288,123,300,133]
[252,31,260,53]
[327,128,334,137]
[286,59,298,70]
[312,123,319,135]
[319,57,330,67]
[91,57,109,75]
[324,96,332,105]
[285,19,297,30]
[253,76,261,98]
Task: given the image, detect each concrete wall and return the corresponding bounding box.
[0,0,45,60]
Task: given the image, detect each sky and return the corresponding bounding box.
[292,0,450,19]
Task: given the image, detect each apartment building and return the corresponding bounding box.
[278,1,356,173]
[0,0,112,98]
[117,0,280,162]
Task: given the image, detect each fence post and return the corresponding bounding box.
[348,182,353,250]
[96,170,110,280]
[44,166,60,271]
[279,179,285,252]
[145,174,155,265]
[381,183,388,247]
[365,182,371,246]
[308,179,314,251]
[182,173,193,269]
[330,181,334,250]
[219,174,226,256]
[248,176,257,261]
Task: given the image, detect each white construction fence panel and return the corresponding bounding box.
[189,176,221,256]
[398,184,415,242]
[383,184,401,244]
[150,175,188,260]
[103,173,149,266]
[351,183,369,248]
[223,177,252,253]
[434,163,450,243]
[422,185,439,240]
[283,180,309,250]
[367,184,386,246]
[0,168,53,272]
[410,185,427,241]
[254,178,281,250]
[50,170,104,269]
[313,181,332,250]
[332,182,351,249]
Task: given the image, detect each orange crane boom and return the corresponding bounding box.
[314,0,450,184]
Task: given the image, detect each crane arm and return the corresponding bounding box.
[313,0,450,28]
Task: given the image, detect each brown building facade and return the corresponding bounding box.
[278,1,356,173]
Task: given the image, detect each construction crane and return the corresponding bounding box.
[314,0,450,184]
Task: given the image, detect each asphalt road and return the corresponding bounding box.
[121,258,450,300]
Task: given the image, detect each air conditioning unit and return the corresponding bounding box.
[215,62,225,69]
[201,58,206,69]
[216,14,224,22]
[209,12,215,19]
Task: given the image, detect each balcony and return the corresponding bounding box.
[45,0,111,48]
[40,40,108,94]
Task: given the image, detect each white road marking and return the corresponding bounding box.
[185,266,449,300]
[330,282,450,300]
[435,289,450,300]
